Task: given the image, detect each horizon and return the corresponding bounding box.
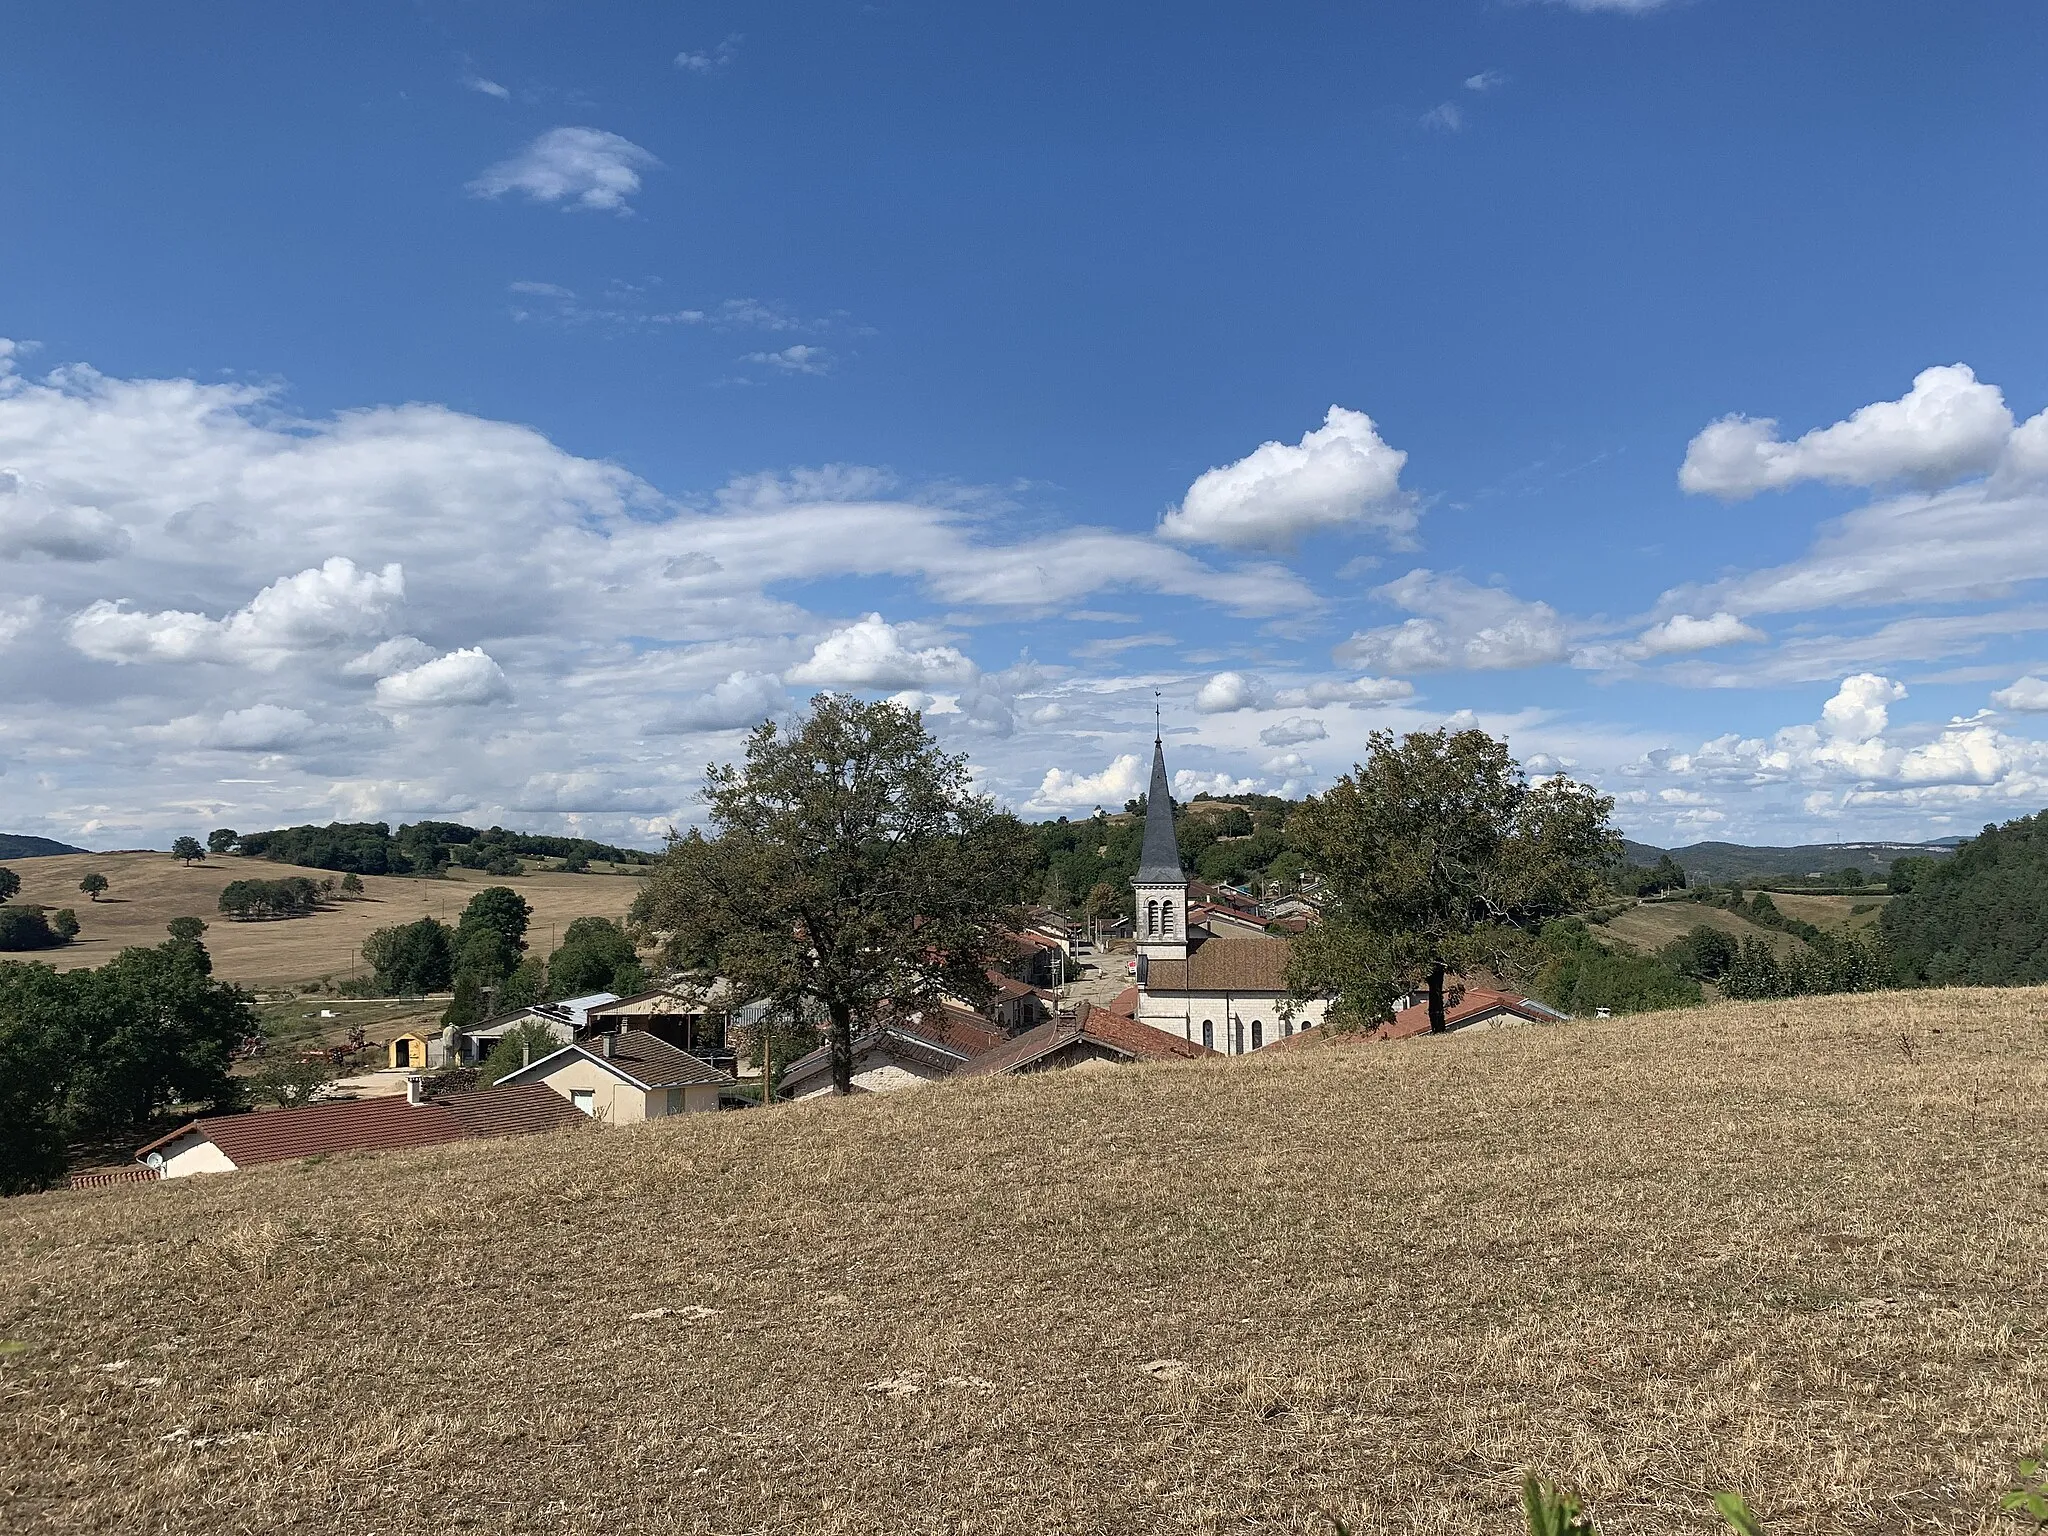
[5,2,2047,849]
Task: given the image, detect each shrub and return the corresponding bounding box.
[0,907,66,952]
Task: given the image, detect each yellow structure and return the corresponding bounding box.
[387,1032,432,1069]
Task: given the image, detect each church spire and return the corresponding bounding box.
[1133,731,1185,885]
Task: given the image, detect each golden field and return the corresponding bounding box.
[0,852,648,990]
[2,988,2045,1534]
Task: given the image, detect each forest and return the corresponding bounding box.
[1880,810,2048,984]
[229,821,657,876]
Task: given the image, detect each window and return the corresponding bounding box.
[1162,900,1175,935]
[1145,899,1159,936]
[1232,1021,1244,1055]
[570,1089,596,1117]
[1283,1020,1294,1038]
[665,1088,684,1115]
[1251,1019,1263,1050]
[1201,1019,1213,1049]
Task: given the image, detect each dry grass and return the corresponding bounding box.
[1,853,647,989]
[4,988,2046,1534]
[1769,893,1889,935]
[1600,901,1804,958]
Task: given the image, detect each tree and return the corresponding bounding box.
[478,1019,566,1085]
[0,866,18,904]
[1285,728,1619,1033]
[172,836,205,866]
[545,916,644,998]
[496,955,545,1010]
[454,886,531,986]
[0,908,65,952]
[635,694,1030,1095]
[340,872,364,897]
[245,1054,337,1109]
[49,908,80,941]
[361,917,455,995]
[79,872,108,902]
[1082,881,1121,924]
[441,970,487,1029]
[207,828,239,856]
[166,916,208,943]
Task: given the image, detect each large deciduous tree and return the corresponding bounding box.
[0,866,19,904]
[454,885,531,986]
[171,836,205,866]
[635,694,1029,1095]
[362,917,456,996]
[1285,728,1618,1033]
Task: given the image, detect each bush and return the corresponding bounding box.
[0,907,67,952]
[1534,921,1701,1015]
[477,1019,565,1085]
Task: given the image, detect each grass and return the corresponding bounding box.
[3,988,2046,1533]
[1597,899,1802,958]
[1,851,648,990]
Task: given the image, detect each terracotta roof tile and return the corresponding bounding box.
[1142,934,1294,994]
[960,1002,1214,1076]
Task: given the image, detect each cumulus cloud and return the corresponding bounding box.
[1465,70,1508,91]
[1259,716,1327,747]
[342,635,437,678]
[1194,671,1264,713]
[468,127,661,213]
[743,344,833,376]
[69,558,405,669]
[1159,406,1413,551]
[785,614,977,690]
[1991,676,2048,713]
[1270,675,1415,708]
[1420,102,1464,131]
[374,647,511,709]
[1337,569,1568,674]
[1633,611,1764,656]
[1029,754,1145,811]
[1174,769,1260,798]
[676,36,740,71]
[209,705,322,752]
[1680,365,2015,500]
[653,670,787,732]
[0,470,129,561]
[0,597,42,648]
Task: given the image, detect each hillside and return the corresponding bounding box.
[1622,837,1959,882]
[3,990,2042,1534]
[0,852,647,989]
[0,835,89,859]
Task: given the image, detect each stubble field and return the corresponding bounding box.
[1,988,2044,1534]
[0,852,648,989]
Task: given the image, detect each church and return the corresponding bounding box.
[1128,734,1328,1054]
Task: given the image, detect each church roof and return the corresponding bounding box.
[1143,933,1294,994]
[1132,737,1186,885]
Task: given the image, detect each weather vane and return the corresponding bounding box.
[1153,688,1161,742]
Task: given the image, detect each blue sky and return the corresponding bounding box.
[5,0,2048,849]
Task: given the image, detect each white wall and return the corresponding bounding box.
[153,1131,238,1178]
[1134,989,1329,1055]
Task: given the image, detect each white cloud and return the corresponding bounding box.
[1680,365,2015,500]
[69,557,404,669]
[0,469,129,560]
[0,597,42,648]
[0,338,22,376]
[342,635,437,678]
[785,613,976,690]
[1465,70,1508,92]
[463,74,510,100]
[1195,671,1263,713]
[374,648,511,709]
[1175,769,1260,798]
[1819,673,1905,743]
[1160,406,1412,551]
[1633,611,1764,656]
[468,127,661,214]
[743,344,834,376]
[654,670,787,732]
[1270,675,1415,708]
[1337,569,1568,674]
[1029,754,1144,811]
[1991,676,2048,713]
[676,36,740,72]
[1259,716,1327,747]
[209,705,321,752]
[1420,102,1464,131]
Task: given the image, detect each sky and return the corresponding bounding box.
[4,0,2048,852]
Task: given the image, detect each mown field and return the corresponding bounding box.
[1,852,649,989]
[1599,892,1883,962]
[2,988,2044,1534]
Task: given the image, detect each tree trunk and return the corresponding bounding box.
[828,999,855,1095]
[1427,960,1447,1034]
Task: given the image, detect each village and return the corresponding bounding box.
[102,735,1564,1186]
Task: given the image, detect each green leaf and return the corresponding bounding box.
[1713,1491,1767,1535]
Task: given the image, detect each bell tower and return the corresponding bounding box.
[1131,725,1189,965]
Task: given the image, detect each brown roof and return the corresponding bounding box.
[137,1082,585,1170]
[508,1029,735,1091]
[1368,989,1561,1042]
[1142,933,1294,994]
[960,1002,1214,1077]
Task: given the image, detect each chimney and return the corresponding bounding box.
[521,1041,531,1068]
[601,1031,616,1059]
[405,1074,426,1107]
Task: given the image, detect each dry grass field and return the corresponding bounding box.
[1597,899,1799,958]
[3,988,2045,1534]
[1770,892,1889,935]
[0,852,649,989]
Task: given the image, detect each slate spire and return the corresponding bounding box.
[1132,730,1185,885]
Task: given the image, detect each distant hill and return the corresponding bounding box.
[1882,811,2048,984]
[0,834,91,859]
[1622,837,1961,882]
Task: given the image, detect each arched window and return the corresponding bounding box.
[1233,1020,1244,1055]
[1251,1019,1264,1050]
[1162,900,1175,935]
[1145,899,1159,936]
[1201,1019,1213,1049]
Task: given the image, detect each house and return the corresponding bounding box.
[1368,987,1566,1042]
[1126,734,1330,1055]
[959,1001,1215,1077]
[585,985,731,1062]
[494,1028,735,1121]
[1187,903,1270,939]
[982,968,1052,1030]
[458,1006,572,1065]
[134,1079,585,1179]
[779,1005,1008,1099]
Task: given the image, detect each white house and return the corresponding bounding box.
[494,1028,734,1122]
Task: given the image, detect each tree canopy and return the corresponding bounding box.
[1285,727,1619,1032]
[79,872,108,901]
[454,886,532,986]
[362,917,456,995]
[546,916,644,999]
[1881,812,2048,984]
[171,836,205,866]
[635,694,1028,1094]
[0,866,19,904]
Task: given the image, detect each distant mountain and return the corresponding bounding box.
[0,834,91,859]
[1622,837,1960,882]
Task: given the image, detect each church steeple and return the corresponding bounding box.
[1130,722,1189,963]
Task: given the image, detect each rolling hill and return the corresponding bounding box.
[2,988,2041,1534]
[1622,836,1962,882]
[0,835,89,860]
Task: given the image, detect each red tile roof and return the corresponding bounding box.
[1369,989,1563,1042]
[137,1082,586,1170]
[960,1002,1215,1077]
